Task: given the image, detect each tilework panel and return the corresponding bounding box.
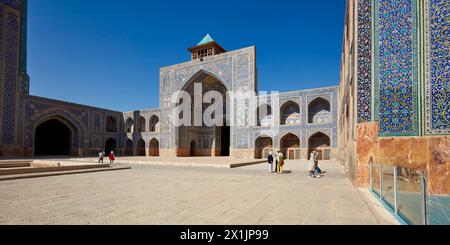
[0,0,20,9]
[0,4,2,58]
[172,58,232,92]
[374,0,419,136]
[19,0,26,74]
[0,5,3,122]
[2,12,19,144]
[237,54,249,81]
[424,0,450,135]
[357,0,372,123]
[19,0,29,94]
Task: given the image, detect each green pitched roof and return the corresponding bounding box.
[197,34,214,46]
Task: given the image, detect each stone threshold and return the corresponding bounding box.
[0,166,131,181]
[108,160,266,169]
[64,158,266,169]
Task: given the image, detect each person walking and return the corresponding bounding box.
[277,150,284,174]
[314,149,322,176]
[274,151,279,174]
[109,151,115,164]
[98,150,104,164]
[267,150,274,173]
[309,151,317,178]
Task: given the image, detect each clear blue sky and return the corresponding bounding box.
[28,0,346,112]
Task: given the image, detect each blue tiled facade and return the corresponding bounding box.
[2,11,19,144]
[374,0,420,137]
[0,0,339,158]
[357,0,372,123]
[357,0,449,137]
[0,0,19,10]
[425,0,450,135]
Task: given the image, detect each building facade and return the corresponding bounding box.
[124,36,339,160]
[340,0,450,224]
[0,0,125,157]
[0,1,339,160]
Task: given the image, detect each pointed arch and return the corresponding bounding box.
[136,116,146,133]
[308,97,331,124]
[181,69,230,92]
[105,116,118,133]
[35,118,73,156]
[125,139,133,156]
[257,103,273,127]
[280,133,300,160]
[137,138,146,156]
[126,118,134,133]
[254,135,273,159]
[149,115,160,132]
[105,138,117,155]
[308,132,331,160]
[280,100,300,125]
[149,138,160,157]
[176,69,230,157]
[26,108,87,154]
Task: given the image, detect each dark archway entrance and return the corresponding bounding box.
[149,115,160,132]
[220,126,230,156]
[280,133,300,160]
[176,71,230,157]
[105,138,117,155]
[149,138,159,157]
[254,136,273,159]
[35,119,72,156]
[190,140,197,157]
[308,132,331,160]
[137,139,146,156]
[125,139,133,156]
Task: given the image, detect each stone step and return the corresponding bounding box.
[0,164,111,176]
[230,160,266,168]
[0,161,32,168]
[0,166,131,181]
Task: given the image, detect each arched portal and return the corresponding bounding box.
[149,138,159,157]
[308,98,331,124]
[280,133,300,160]
[35,119,72,156]
[176,71,230,157]
[136,116,146,133]
[149,115,160,132]
[137,139,146,156]
[105,138,117,155]
[125,139,133,156]
[257,104,273,127]
[190,140,197,157]
[126,118,134,133]
[308,132,331,160]
[106,116,118,133]
[280,101,300,126]
[254,136,273,159]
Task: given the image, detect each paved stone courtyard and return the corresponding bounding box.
[0,159,396,225]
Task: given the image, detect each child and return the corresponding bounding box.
[109,151,115,164]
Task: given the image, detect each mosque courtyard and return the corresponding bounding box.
[0,159,397,225]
